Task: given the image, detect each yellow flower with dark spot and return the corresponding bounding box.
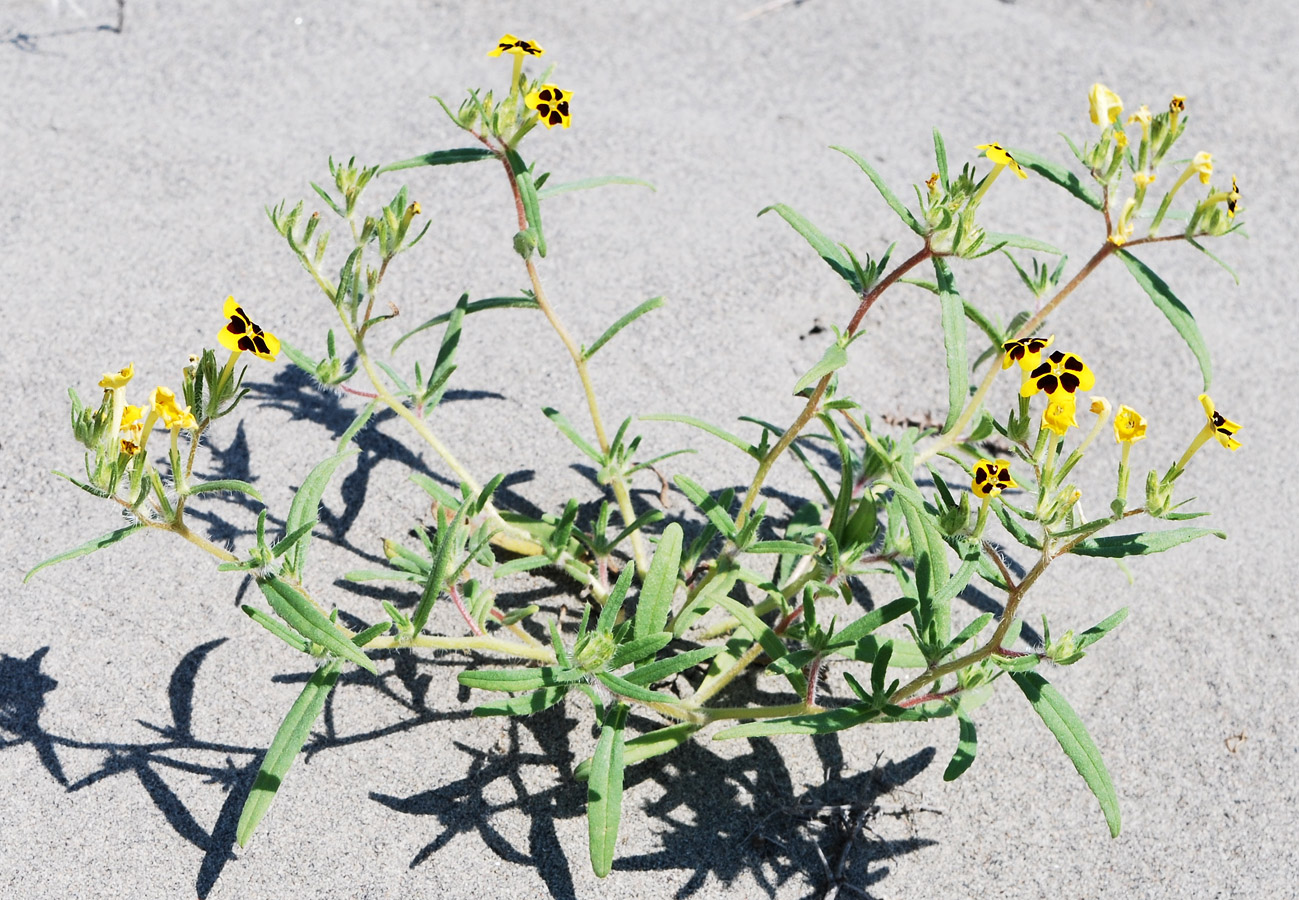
[1042,393,1079,437]
[99,363,134,389]
[525,84,572,129]
[976,143,1028,179]
[1169,94,1186,114]
[1021,350,1096,398]
[218,296,280,361]
[150,386,197,430]
[1199,393,1242,451]
[1191,151,1213,185]
[488,34,543,57]
[1227,176,1240,218]
[971,460,1017,499]
[1001,334,1054,371]
[1089,83,1123,126]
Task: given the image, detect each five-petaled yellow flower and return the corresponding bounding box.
[1021,350,1096,398]
[488,34,544,57]
[971,460,1017,499]
[1042,394,1079,437]
[1227,176,1240,218]
[99,363,134,389]
[1001,334,1054,371]
[1199,393,1242,451]
[1191,151,1213,185]
[219,296,280,361]
[150,386,197,431]
[1113,405,1147,443]
[526,84,572,129]
[1089,83,1123,126]
[976,143,1028,179]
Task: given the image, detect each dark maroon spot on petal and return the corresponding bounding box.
[1038,374,1059,394]
[1029,361,1051,380]
[539,89,552,101]
[253,336,270,355]
[974,469,988,484]
[556,101,569,115]
[1028,338,1048,352]
[226,319,248,335]
[536,103,551,116]
[237,336,255,352]
[553,89,565,101]
[1048,350,1065,364]
[1063,356,1084,373]
[548,111,563,126]
[1060,373,1080,393]
[1212,412,1225,426]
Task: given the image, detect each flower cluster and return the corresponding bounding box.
[489,33,572,131]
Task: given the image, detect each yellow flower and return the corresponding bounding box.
[1133,172,1156,188]
[1227,175,1240,218]
[1191,151,1213,185]
[98,363,134,389]
[525,84,572,129]
[1127,105,1152,128]
[218,296,280,361]
[1169,94,1186,114]
[120,404,144,428]
[1042,393,1079,437]
[971,460,1017,499]
[926,172,939,192]
[1109,197,1136,246]
[1113,405,1147,443]
[1089,83,1124,126]
[1021,350,1096,398]
[1114,130,1129,149]
[976,143,1028,179]
[488,34,544,57]
[150,386,197,430]
[1001,334,1054,371]
[1199,393,1242,451]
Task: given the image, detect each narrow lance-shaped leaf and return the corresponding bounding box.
[1069,527,1225,558]
[794,342,848,395]
[1007,148,1104,210]
[236,661,341,846]
[377,147,496,174]
[943,707,978,781]
[392,295,537,352]
[1115,248,1212,391]
[584,297,665,360]
[830,145,926,236]
[258,576,377,674]
[934,257,969,433]
[757,203,862,293]
[24,523,146,583]
[1011,671,1121,838]
[634,522,683,640]
[588,704,628,878]
[282,449,359,579]
[640,413,760,460]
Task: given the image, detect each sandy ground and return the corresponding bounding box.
[2,1,1296,898]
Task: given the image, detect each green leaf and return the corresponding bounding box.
[543,407,603,463]
[828,596,917,648]
[830,145,926,236]
[1011,671,1121,837]
[607,633,673,671]
[584,297,664,360]
[794,343,848,395]
[943,707,978,781]
[409,493,473,635]
[746,540,818,556]
[596,671,680,704]
[537,175,655,200]
[1075,607,1129,652]
[640,413,760,460]
[757,203,861,292]
[392,296,537,352]
[1115,249,1212,390]
[714,704,877,740]
[1070,527,1225,558]
[282,449,359,579]
[459,666,586,693]
[621,646,721,686]
[337,401,376,452]
[237,661,341,847]
[587,705,628,878]
[185,479,263,501]
[277,338,320,376]
[269,520,317,560]
[1008,148,1104,210]
[575,722,699,782]
[24,523,146,583]
[516,167,547,257]
[933,128,949,186]
[494,555,554,578]
[934,258,969,433]
[240,604,310,653]
[1186,237,1240,285]
[377,147,496,174]
[634,523,683,640]
[258,576,377,674]
[674,475,738,539]
[472,685,569,717]
[983,232,1065,255]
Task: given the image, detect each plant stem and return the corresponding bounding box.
[735,246,934,526]
[366,633,555,662]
